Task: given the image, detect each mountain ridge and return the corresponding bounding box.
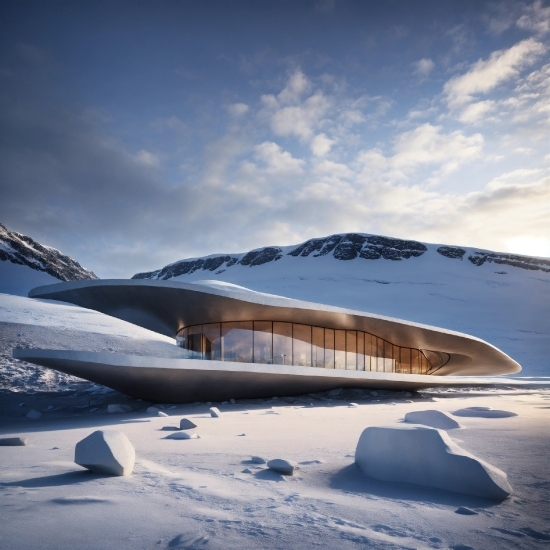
[132,232,550,280]
[0,223,98,283]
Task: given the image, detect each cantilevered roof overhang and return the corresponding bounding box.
[28,279,521,376]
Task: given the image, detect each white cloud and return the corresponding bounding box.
[357,123,483,183]
[444,38,546,108]
[458,100,496,124]
[134,149,160,168]
[412,58,435,77]
[253,141,304,174]
[227,103,249,116]
[517,0,550,36]
[310,133,335,156]
[270,91,331,141]
[277,70,311,104]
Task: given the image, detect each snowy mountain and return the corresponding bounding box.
[0,223,98,296]
[133,233,550,376]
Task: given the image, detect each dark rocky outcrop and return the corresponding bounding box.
[289,233,427,261]
[0,223,97,281]
[133,255,238,280]
[468,252,550,272]
[437,246,466,260]
[239,247,283,267]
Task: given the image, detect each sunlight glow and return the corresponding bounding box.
[506,237,550,258]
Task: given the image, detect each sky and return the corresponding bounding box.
[0,0,549,278]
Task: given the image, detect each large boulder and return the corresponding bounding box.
[75,430,135,476]
[355,425,512,500]
[404,410,462,430]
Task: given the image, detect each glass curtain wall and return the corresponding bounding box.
[176,322,447,375]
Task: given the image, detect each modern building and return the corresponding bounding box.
[14,279,521,402]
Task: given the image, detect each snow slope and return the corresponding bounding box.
[133,234,550,377]
[0,222,97,296]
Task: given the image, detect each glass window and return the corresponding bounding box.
[222,321,253,363]
[357,331,365,371]
[187,325,204,356]
[397,347,411,374]
[203,323,221,360]
[364,333,375,372]
[273,322,292,365]
[335,330,346,369]
[346,331,357,370]
[324,328,335,369]
[384,343,394,373]
[293,324,312,367]
[411,348,422,374]
[312,326,325,368]
[253,321,272,364]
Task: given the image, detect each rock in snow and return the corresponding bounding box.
[209,407,222,418]
[251,456,267,464]
[26,410,41,420]
[452,407,518,418]
[0,437,27,446]
[404,410,462,430]
[267,459,298,476]
[75,430,135,476]
[355,425,512,500]
[164,432,199,440]
[157,411,169,417]
[107,404,132,414]
[179,418,198,430]
[146,406,160,414]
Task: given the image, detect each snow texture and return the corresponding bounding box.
[452,406,518,418]
[74,430,135,476]
[165,432,199,440]
[404,409,462,429]
[107,404,132,414]
[355,425,512,500]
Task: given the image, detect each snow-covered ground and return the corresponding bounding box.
[0,239,549,550]
[1,388,549,550]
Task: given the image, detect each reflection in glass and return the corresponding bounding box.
[293,324,312,367]
[254,321,272,364]
[175,321,445,375]
[273,322,292,365]
[334,330,346,369]
[222,321,253,363]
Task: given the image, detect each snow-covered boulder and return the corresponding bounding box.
[251,456,267,464]
[355,425,512,500]
[107,404,132,414]
[452,407,518,418]
[165,432,199,440]
[267,459,298,476]
[157,411,168,417]
[0,437,27,446]
[209,407,222,418]
[404,410,462,429]
[26,410,41,420]
[75,430,135,476]
[179,418,197,430]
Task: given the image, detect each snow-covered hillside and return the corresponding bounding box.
[0,223,97,296]
[133,233,550,376]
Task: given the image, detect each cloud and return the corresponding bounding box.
[517,0,550,35]
[277,70,311,104]
[444,38,546,108]
[310,133,335,156]
[227,103,249,116]
[253,141,304,174]
[412,58,435,77]
[457,100,496,124]
[357,123,483,183]
[134,149,160,168]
